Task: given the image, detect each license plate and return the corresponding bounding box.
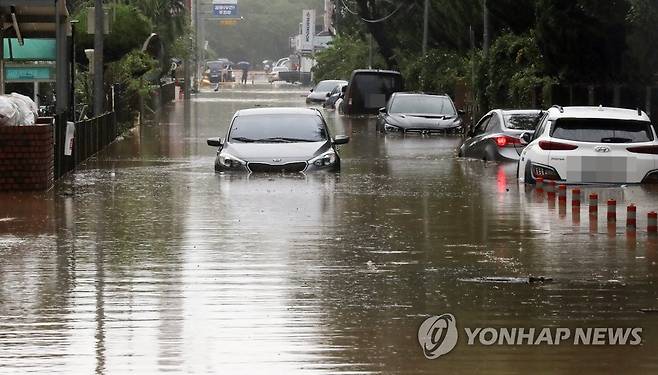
[567,156,630,182]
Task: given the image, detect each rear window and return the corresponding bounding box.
[351,74,403,110]
[504,114,540,130]
[551,118,654,143]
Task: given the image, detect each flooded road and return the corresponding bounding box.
[1,85,658,374]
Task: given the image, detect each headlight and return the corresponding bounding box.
[309,150,337,167]
[384,123,401,132]
[218,152,246,169]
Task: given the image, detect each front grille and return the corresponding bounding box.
[248,162,307,173]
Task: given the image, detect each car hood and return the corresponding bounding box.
[223,141,331,163]
[387,114,460,129]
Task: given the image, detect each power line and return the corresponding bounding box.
[339,0,403,23]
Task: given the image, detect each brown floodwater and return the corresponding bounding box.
[1,85,658,374]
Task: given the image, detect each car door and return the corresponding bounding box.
[462,115,491,157]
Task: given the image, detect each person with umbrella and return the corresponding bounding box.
[237,61,250,84]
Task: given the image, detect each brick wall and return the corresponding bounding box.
[0,125,54,191]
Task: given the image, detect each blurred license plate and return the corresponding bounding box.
[567,156,629,182]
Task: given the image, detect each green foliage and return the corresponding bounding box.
[74,4,153,63]
[481,32,554,108]
[107,51,159,98]
[311,34,385,82]
[626,0,658,83]
[401,50,469,95]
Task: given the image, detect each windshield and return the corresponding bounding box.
[389,96,456,115]
[314,81,340,92]
[504,114,541,130]
[551,118,654,143]
[229,114,328,142]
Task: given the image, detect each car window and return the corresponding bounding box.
[504,113,541,130]
[229,114,328,142]
[551,118,654,143]
[486,114,501,133]
[350,74,403,110]
[314,81,339,92]
[474,115,491,136]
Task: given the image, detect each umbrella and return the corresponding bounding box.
[236,61,251,70]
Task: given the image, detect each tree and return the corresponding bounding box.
[535,0,630,83]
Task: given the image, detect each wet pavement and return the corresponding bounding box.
[1,85,658,374]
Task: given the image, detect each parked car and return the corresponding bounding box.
[306,80,348,104]
[268,65,289,83]
[458,109,542,161]
[342,69,404,116]
[323,83,348,110]
[518,106,658,184]
[376,92,465,134]
[207,107,350,173]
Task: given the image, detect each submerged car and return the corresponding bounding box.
[306,80,348,104]
[323,83,348,110]
[376,92,464,134]
[342,69,404,116]
[518,106,658,184]
[207,108,350,173]
[458,109,542,161]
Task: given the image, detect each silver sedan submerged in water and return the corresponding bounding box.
[207,107,349,173]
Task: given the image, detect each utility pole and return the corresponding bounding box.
[94,0,104,116]
[482,0,490,55]
[184,0,192,99]
[422,0,429,56]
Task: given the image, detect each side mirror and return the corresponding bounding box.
[457,109,466,116]
[310,88,314,92]
[333,135,350,145]
[207,137,223,147]
[520,132,533,145]
[341,86,347,93]
[378,107,386,115]
[326,92,331,97]
[467,128,475,137]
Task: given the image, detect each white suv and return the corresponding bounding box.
[518,106,658,184]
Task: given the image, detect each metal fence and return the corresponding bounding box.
[54,112,118,179]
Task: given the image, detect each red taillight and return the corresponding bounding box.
[627,145,658,155]
[495,135,521,148]
[539,140,578,151]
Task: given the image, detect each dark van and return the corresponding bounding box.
[343,69,403,116]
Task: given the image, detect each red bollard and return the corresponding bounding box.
[627,204,637,232]
[649,212,658,235]
[572,188,581,207]
[607,199,617,222]
[589,193,598,216]
[558,184,567,204]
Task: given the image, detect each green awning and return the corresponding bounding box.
[3,38,56,61]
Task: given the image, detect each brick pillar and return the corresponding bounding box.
[0,125,55,191]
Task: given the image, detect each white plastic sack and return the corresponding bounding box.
[9,93,38,126]
[0,96,19,126]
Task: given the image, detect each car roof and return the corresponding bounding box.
[499,109,542,116]
[351,69,401,76]
[547,106,650,121]
[392,92,450,98]
[235,107,322,117]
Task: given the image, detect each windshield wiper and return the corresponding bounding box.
[231,137,257,143]
[255,137,319,143]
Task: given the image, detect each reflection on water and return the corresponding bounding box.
[0,86,657,374]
